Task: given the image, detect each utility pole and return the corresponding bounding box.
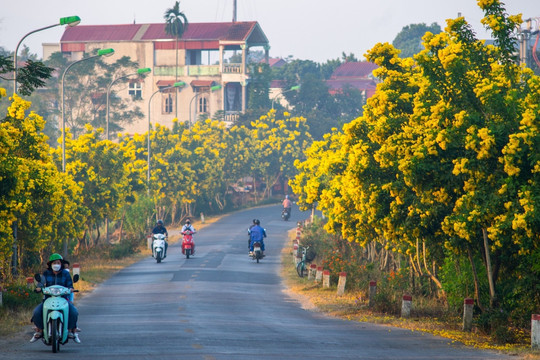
[233,0,237,22]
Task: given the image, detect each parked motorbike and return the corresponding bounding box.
[152,233,167,263]
[251,241,264,263]
[281,207,291,221]
[33,273,79,353]
[181,229,195,259]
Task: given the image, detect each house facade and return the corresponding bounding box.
[45,21,270,135]
[326,61,379,99]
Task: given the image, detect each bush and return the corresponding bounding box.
[1,282,42,310]
[108,236,142,259]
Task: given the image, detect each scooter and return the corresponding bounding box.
[152,233,167,263]
[33,273,79,353]
[181,229,195,259]
[250,241,264,263]
[281,207,291,221]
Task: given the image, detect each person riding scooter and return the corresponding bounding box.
[152,220,169,258]
[282,195,292,216]
[249,219,267,255]
[30,253,80,344]
[181,218,196,255]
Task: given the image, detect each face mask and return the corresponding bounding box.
[52,264,62,272]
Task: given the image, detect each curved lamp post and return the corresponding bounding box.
[13,16,81,94]
[188,84,222,129]
[147,81,186,193]
[271,85,300,110]
[106,67,151,140]
[61,48,115,172]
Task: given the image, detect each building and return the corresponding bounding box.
[45,21,270,134]
[326,61,378,99]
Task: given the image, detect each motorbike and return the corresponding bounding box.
[181,229,195,259]
[250,241,264,263]
[281,207,291,221]
[33,273,79,353]
[152,233,167,263]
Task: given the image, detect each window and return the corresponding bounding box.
[163,93,174,114]
[128,81,142,98]
[198,96,208,114]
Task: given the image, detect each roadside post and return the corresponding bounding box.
[315,266,323,282]
[308,264,317,280]
[532,314,540,349]
[463,298,474,331]
[322,270,330,288]
[147,235,152,249]
[401,294,412,318]
[26,277,34,288]
[73,263,80,277]
[369,281,377,307]
[337,272,347,295]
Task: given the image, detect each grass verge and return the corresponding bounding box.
[279,232,540,360]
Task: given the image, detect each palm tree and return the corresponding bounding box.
[164,1,188,118]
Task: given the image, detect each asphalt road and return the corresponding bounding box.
[1,205,513,359]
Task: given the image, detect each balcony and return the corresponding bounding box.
[223,64,243,74]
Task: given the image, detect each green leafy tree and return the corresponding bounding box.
[392,22,442,58]
[0,48,53,96]
[44,51,145,141]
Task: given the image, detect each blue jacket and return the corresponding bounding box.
[250,225,266,242]
[40,268,73,299]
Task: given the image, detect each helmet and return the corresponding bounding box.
[47,253,63,265]
[255,219,260,225]
[285,195,289,199]
[157,219,164,225]
[252,219,257,224]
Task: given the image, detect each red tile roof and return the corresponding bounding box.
[61,21,266,43]
[330,62,378,79]
[326,78,377,98]
[190,80,214,87]
[156,80,176,87]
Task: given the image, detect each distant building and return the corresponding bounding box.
[326,62,378,99]
[44,21,270,134]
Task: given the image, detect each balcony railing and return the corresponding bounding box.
[223,64,243,74]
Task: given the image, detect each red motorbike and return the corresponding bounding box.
[181,229,195,259]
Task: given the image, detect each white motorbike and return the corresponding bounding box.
[152,233,167,263]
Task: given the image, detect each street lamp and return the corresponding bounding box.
[147,81,186,193]
[271,85,300,110]
[188,84,222,129]
[13,16,81,94]
[61,48,115,172]
[106,67,151,140]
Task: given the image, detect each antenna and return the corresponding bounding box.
[233,0,237,22]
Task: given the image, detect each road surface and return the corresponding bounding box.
[0,205,513,359]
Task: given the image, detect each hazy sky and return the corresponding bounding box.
[1,0,538,63]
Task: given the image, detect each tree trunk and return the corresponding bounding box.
[482,228,497,307]
[119,209,125,243]
[422,241,445,296]
[467,243,484,312]
[415,239,423,276]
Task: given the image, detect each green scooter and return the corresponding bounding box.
[34,273,79,353]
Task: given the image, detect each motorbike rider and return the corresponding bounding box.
[152,219,169,258]
[282,195,292,216]
[249,219,267,255]
[30,253,80,343]
[247,218,257,250]
[181,218,196,234]
[181,218,196,254]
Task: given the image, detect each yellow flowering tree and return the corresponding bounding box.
[0,90,86,278]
